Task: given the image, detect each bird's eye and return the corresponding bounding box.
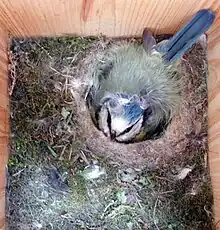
[121,125,134,134]
[143,107,153,118]
[140,89,147,96]
[109,100,117,108]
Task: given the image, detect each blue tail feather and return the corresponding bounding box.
[158,9,215,62]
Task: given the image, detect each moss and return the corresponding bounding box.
[68,175,88,204]
[8,156,25,168]
[7,35,213,230]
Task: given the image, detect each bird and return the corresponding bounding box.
[85,9,215,144]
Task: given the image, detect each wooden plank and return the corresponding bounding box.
[0,0,219,228]
[0,0,218,37]
[0,22,8,230]
[207,6,220,223]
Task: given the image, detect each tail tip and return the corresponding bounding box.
[197,8,216,22]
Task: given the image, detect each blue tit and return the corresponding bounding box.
[85,9,215,143]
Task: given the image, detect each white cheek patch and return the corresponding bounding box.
[111,117,129,136]
[116,116,143,142]
[98,107,110,137]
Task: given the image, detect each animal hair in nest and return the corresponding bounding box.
[7,35,212,230]
[69,37,208,170]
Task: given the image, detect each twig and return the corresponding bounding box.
[68,146,73,161]
[154,176,174,183]
[49,66,73,78]
[153,198,160,230]
[9,69,16,96]
[158,190,174,195]
[8,51,17,96]
[79,150,90,165]
[12,168,25,177]
[101,201,115,219]
[69,51,82,64]
[59,145,67,159]
[35,41,53,60]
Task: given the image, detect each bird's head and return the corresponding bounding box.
[97,93,154,143]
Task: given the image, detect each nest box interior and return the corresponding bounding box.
[0,0,220,229]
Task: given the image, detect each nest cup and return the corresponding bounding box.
[0,1,220,229]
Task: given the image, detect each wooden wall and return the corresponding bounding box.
[0,22,9,230]
[0,0,219,229]
[0,0,219,37]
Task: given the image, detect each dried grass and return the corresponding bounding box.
[68,38,208,170]
[7,35,213,230]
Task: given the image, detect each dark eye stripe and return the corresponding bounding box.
[94,107,101,130]
[141,107,152,127]
[118,125,134,136]
[107,108,112,134]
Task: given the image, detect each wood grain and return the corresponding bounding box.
[0,22,8,230]
[208,7,220,222]
[0,0,219,37]
[0,0,219,228]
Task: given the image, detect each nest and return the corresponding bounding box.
[7,35,213,230]
[68,37,208,170]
